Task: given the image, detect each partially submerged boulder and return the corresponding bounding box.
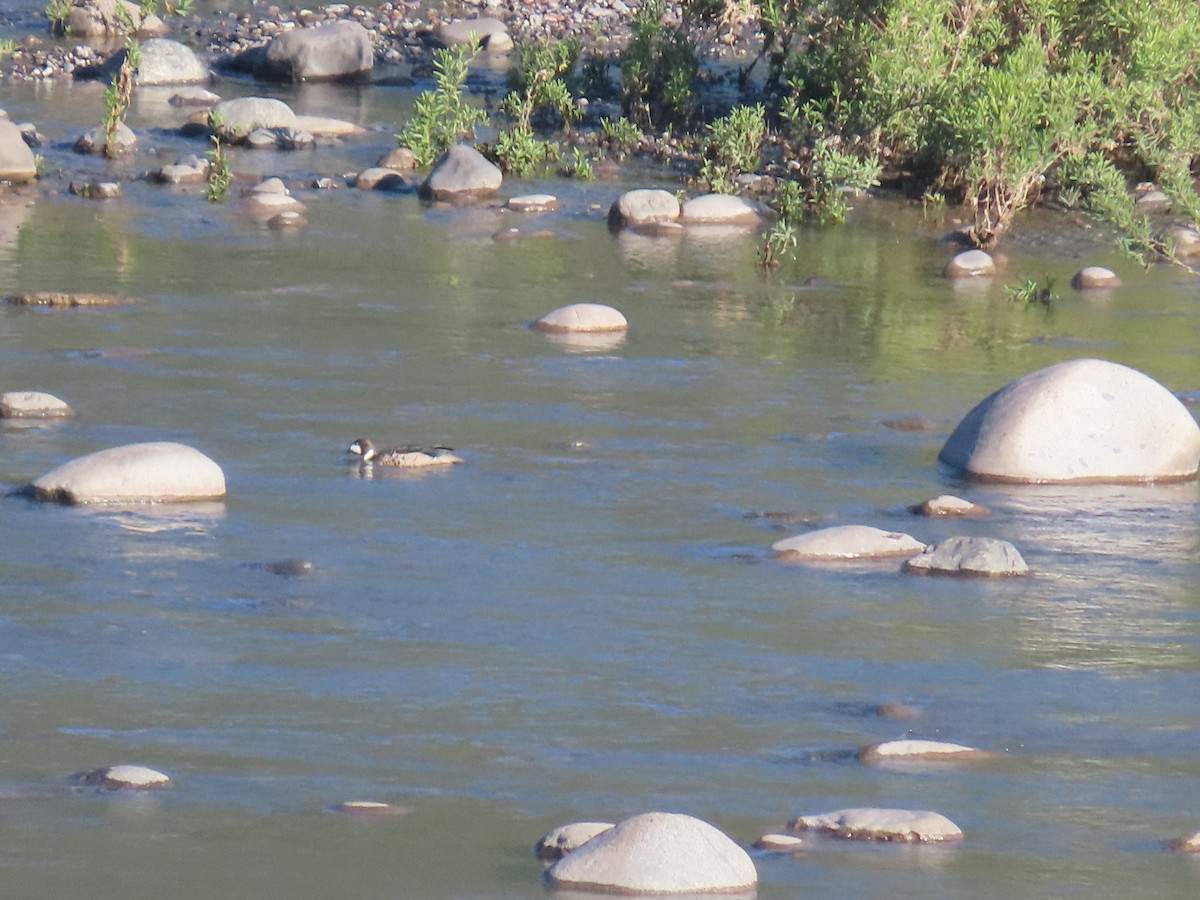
[608,189,681,230]
[1070,266,1120,290]
[5,291,135,308]
[209,97,297,143]
[790,808,963,843]
[535,822,615,861]
[1167,830,1200,853]
[102,38,210,85]
[679,193,763,226]
[0,391,72,418]
[0,118,38,182]
[257,21,374,82]
[943,249,995,278]
[25,441,226,504]
[859,739,990,764]
[772,525,926,562]
[533,303,628,334]
[939,359,1200,483]
[70,764,170,790]
[74,123,137,156]
[419,144,502,201]
[544,812,757,895]
[903,536,1028,577]
[908,494,989,518]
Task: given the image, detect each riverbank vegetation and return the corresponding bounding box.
[396,0,1200,268]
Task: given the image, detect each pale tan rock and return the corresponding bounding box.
[0,391,72,418]
[355,168,408,191]
[939,359,1200,483]
[545,812,757,895]
[0,118,38,183]
[909,494,989,517]
[377,146,418,171]
[292,115,367,137]
[210,97,297,142]
[437,17,508,46]
[535,822,615,861]
[28,441,226,504]
[485,31,514,53]
[420,144,502,201]
[772,525,925,561]
[71,764,170,790]
[679,193,762,226]
[1164,224,1200,259]
[753,833,803,851]
[859,739,990,763]
[508,194,562,213]
[332,800,408,817]
[608,189,681,229]
[533,303,628,334]
[790,808,963,843]
[943,249,995,278]
[1070,266,1120,290]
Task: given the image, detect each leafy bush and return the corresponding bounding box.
[396,42,488,167]
[699,104,765,193]
[620,0,698,127]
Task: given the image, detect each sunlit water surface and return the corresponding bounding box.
[0,52,1199,900]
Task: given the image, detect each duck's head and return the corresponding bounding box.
[347,438,377,462]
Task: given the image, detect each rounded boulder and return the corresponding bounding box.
[608,189,681,230]
[27,441,226,504]
[772,525,925,561]
[938,359,1200,483]
[544,812,757,895]
[1070,266,1120,290]
[903,536,1028,577]
[210,97,297,142]
[258,21,374,82]
[679,194,762,227]
[419,144,502,201]
[533,303,628,334]
[1,391,72,419]
[942,249,995,278]
[535,822,615,861]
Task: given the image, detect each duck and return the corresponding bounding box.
[346,438,463,468]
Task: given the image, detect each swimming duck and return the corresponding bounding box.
[347,438,463,468]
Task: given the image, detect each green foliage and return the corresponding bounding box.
[491,111,558,176]
[620,0,698,127]
[0,39,16,60]
[396,42,488,167]
[102,38,139,158]
[772,0,1200,253]
[46,0,71,34]
[600,116,642,152]
[758,219,797,271]
[139,0,158,17]
[1006,276,1057,306]
[206,136,231,202]
[165,0,193,13]
[560,147,595,180]
[699,104,765,193]
[510,38,581,127]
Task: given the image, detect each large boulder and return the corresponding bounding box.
[257,21,374,82]
[419,144,502,201]
[544,812,757,895]
[0,117,38,182]
[67,0,146,36]
[903,536,1028,577]
[26,441,226,504]
[679,193,762,226]
[608,189,681,230]
[939,359,1200,483]
[102,38,209,85]
[209,97,297,142]
[772,525,925,561]
[0,391,72,418]
[533,304,628,334]
[790,808,963,843]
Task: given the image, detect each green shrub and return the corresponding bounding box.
[620,0,698,127]
[397,42,489,167]
[699,103,765,193]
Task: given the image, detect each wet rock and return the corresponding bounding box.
[909,494,989,518]
[790,808,962,843]
[153,155,209,185]
[355,167,409,191]
[0,118,38,182]
[859,739,989,763]
[508,193,562,213]
[102,39,210,86]
[903,536,1028,577]
[74,123,137,156]
[267,211,307,230]
[70,180,120,200]
[5,291,134,307]
[210,97,297,143]
[437,17,508,47]
[0,391,72,418]
[544,812,757,895]
[772,525,926,562]
[292,115,365,137]
[1164,224,1200,259]
[1167,830,1200,853]
[67,0,145,37]
[247,191,305,217]
[259,558,316,577]
[485,31,515,53]
[246,128,283,150]
[535,822,615,861]
[258,21,374,82]
[939,359,1200,483]
[943,249,996,278]
[875,702,921,720]
[533,303,628,334]
[70,764,170,790]
[26,441,226,504]
[679,193,762,226]
[608,189,680,230]
[1071,266,1120,290]
[377,146,417,171]
[753,833,803,851]
[170,87,221,106]
[331,800,408,817]
[419,144,502,201]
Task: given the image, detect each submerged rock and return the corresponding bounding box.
[790,808,963,843]
[772,525,925,561]
[903,536,1028,577]
[355,168,410,191]
[508,193,562,213]
[26,441,226,504]
[909,494,990,518]
[74,123,136,156]
[70,764,170,790]
[0,391,72,418]
[5,291,135,308]
[544,812,757,895]
[331,800,408,817]
[533,303,628,334]
[939,359,1200,483]
[535,822,615,861]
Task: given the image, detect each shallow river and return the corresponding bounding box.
[1,26,1199,900]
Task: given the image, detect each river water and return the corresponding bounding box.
[0,31,1199,900]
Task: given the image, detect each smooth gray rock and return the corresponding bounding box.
[27,441,226,504]
[943,249,995,278]
[544,812,757,895]
[0,391,71,418]
[790,808,963,843]
[73,123,137,156]
[908,494,989,518]
[608,189,680,230]
[939,359,1200,483]
[437,17,508,46]
[679,193,762,226]
[258,21,374,82]
[209,97,297,142]
[772,525,925,561]
[419,144,502,201]
[169,86,221,106]
[535,822,615,861]
[377,146,417,171]
[0,118,37,182]
[102,39,210,85]
[70,764,170,790]
[1071,266,1120,290]
[355,167,410,191]
[67,0,144,36]
[903,536,1028,577]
